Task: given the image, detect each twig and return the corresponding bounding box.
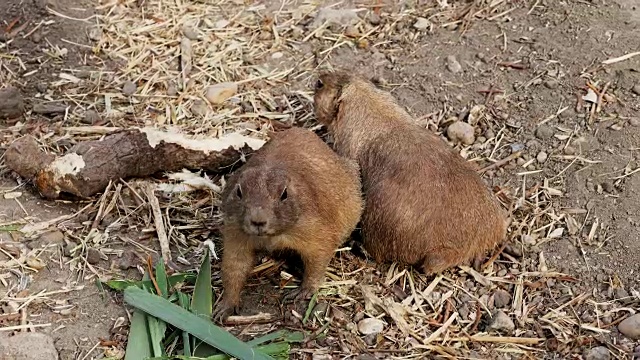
[143,184,172,262]
[423,312,458,344]
[602,51,640,65]
[478,151,522,173]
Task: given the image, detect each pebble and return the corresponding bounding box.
[446,55,462,73]
[368,13,381,25]
[205,82,238,105]
[86,248,102,265]
[32,103,68,115]
[118,251,138,270]
[0,332,59,360]
[357,318,384,335]
[536,151,548,163]
[629,117,640,127]
[535,125,554,139]
[446,121,475,145]
[583,346,610,360]
[182,25,200,40]
[64,242,77,257]
[122,81,137,96]
[0,87,24,119]
[191,99,209,117]
[167,82,178,96]
[38,230,65,245]
[493,289,512,308]
[413,17,431,30]
[83,110,101,125]
[522,234,536,245]
[487,311,515,333]
[312,8,359,28]
[632,84,640,96]
[88,26,102,42]
[544,79,559,89]
[601,182,614,194]
[36,83,48,93]
[618,314,640,340]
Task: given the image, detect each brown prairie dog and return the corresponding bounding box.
[313,70,507,275]
[212,127,363,322]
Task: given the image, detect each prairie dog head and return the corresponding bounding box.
[222,166,301,237]
[313,71,353,127]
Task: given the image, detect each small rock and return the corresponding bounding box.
[487,311,515,333]
[82,110,101,125]
[0,332,59,360]
[86,248,102,265]
[122,81,137,96]
[522,234,536,245]
[564,146,576,155]
[357,318,384,335]
[32,103,68,115]
[182,25,200,40]
[447,121,475,145]
[191,99,208,117]
[0,87,24,119]
[36,83,48,93]
[413,17,431,30]
[88,26,102,42]
[493,289,512,308]
[344,26,359,38]
[363,333,377,346]
[629,118,640,127]
[544,79,559,89]
[618,314,640,340]
[614,288,629,300]
[64,242,77,257]
[632,84,640,96]
[38,230,65,245]
[583,346,610,360]
[205,82,238,105]
[167,82,178,96]
[446,55,462,73]
[118,251,138,270]
[504,244,523,258]
[312,8,359,28]
[536,151,548,163]
[535,125,554,139]
[368,13,381,25]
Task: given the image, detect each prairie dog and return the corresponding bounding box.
[212,127,363,322]
[313,71,507,274]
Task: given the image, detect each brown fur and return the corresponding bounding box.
[212,127,363,322]
[313,70,508,274]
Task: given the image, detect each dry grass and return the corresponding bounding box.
[1,0,637,359]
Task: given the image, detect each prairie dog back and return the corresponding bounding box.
[313,70,507,274]
[213,127,363,322]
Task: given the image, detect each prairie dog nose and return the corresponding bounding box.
[245,208,270,235]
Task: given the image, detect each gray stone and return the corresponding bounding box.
[493,289,512,308]
[0,87,24,119]
[32,103,68,115]
[536,151,548,163]
[82,110,101,125]
[122,81,137,96]
[632,84,640,96]
[583,346,610,360]
[0,332,59,360]
[86,248,102,265]
[487,310,515,333]
[357,318,384,335]
[447,121,475,145]
[413,17,431,30]
[446,55,462,73]
[618,314,640,340]
[535,125,554,139]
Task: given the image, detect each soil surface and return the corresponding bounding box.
[1,0,639,359]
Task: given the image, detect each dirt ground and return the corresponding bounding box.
[1,0,640,359]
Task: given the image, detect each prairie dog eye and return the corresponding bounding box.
[315,79,324,90]
[236,185,243,199]
[280,187,288,201]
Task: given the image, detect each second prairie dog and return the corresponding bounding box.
[313,70,507,274]
[212,127,363,322]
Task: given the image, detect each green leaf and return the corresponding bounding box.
[177,292,192,357]
[302,292,318,325]
[190,249,216,357]
[191,249,212,318]
[102,274,196,292]
[123,287,273,360]
[0,224,21,232]
[155,260,169,298]
[124,272,153,360]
